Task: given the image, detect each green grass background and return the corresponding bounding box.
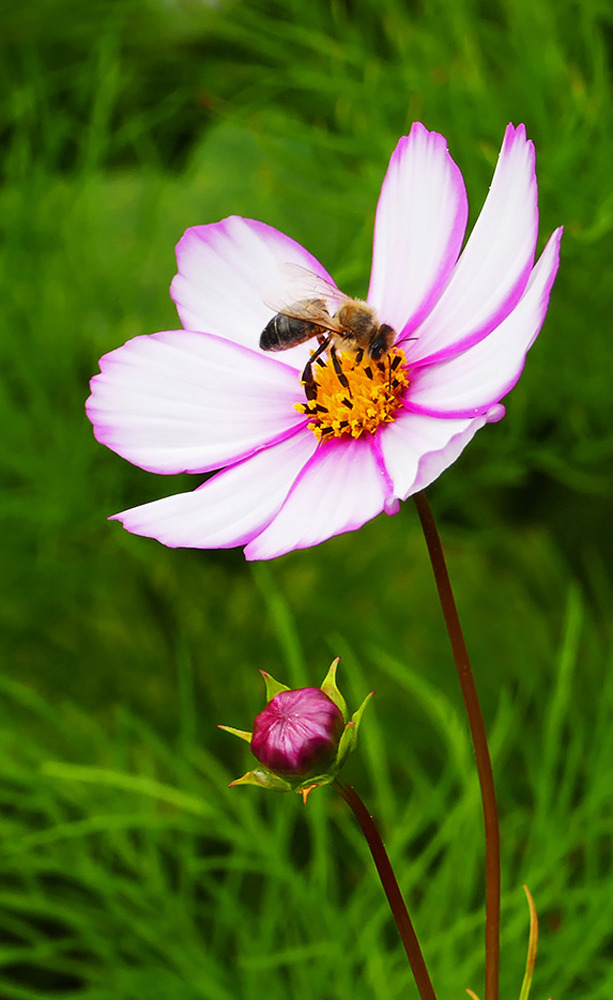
[1,0,612,996]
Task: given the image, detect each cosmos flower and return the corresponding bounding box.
[87,123,562,560]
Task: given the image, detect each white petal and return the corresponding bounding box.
[113,430,318,549]
[87,330,307,474]
[245,436,387,560]
[409,124,539,363]
[170,216,337,369]
[407,228,563,416]
[377,411,487,499]
[368,123,468,335]
[410,417,488,494]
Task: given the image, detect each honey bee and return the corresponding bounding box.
[260,268,397,398]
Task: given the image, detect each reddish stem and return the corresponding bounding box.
[334,780,438,1000]
[413,491,500,1000]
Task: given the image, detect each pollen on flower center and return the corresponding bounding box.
[295,346,410,441]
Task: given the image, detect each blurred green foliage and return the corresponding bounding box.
[1,0,612,997]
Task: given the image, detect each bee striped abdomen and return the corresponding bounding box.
[260,314,319,351]
[260,298,330,352]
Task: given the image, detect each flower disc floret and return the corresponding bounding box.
[296,346,409,441]
[251,687,344,778]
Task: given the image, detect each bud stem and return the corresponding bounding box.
[413,491,500,1000]
[333,780,438,1000]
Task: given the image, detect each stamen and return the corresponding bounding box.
[295,346,410,441]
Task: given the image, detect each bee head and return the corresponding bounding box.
[369,324,395,361]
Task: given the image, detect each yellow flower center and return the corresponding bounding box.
[295,346,410,441]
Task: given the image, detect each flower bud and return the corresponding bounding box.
[250,687,345,778]
[219,658,374,802]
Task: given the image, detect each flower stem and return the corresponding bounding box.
[413,491,500,1000]
[333,780,438,1000]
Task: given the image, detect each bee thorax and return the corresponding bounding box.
[335,303,377,341]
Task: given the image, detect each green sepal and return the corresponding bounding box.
[335,691,375,769]
[351,690,375,737]
[260,670,290,701]
[229,767,292,792]
[336,720,356,769]
[217,725,252,744]
[294,773,333,793]
[293,774,336,803]
[320,657,348,721]
[231,767,335,801]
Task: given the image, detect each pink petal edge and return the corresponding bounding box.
[377,410,487,500]
[86,329,310,475]
[170,216,337,371]
[111,428,318,549]
[407,123,539,366]
[368,123,469,336]
[405,227,563,417]
[245,436,389,560]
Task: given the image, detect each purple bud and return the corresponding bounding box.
[250,687,345,779]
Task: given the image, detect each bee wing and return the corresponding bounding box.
[269,297,344,335]
[265,263,350,327]
[278,263,347,305]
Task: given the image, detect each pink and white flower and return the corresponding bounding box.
[86,123,562,560]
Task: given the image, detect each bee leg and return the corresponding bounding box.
[302,366,317,401]
[301,335,331,400]
[330,344,351,396]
